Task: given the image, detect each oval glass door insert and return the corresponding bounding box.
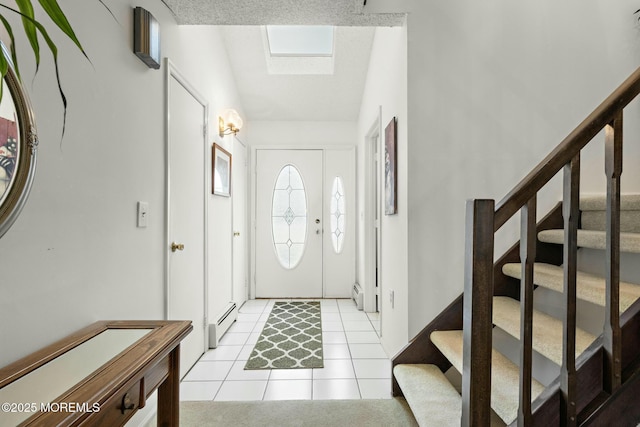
[271,164,307,269]
[330,176,345,253]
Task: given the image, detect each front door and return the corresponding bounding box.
[166,65,207,378]
[255,149,323,298]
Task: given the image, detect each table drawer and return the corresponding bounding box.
[79,380,142,426]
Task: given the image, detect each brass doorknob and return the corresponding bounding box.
[233,231,240,237]
[171,242,185,252]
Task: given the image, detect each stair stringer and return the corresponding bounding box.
[527,297,640,425]
[391,203,564,397]
[581,342,640,425]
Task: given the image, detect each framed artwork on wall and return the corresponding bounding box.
[212,143,232,196]
[384,117,397,215]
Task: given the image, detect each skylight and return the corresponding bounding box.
[266,26,334,57]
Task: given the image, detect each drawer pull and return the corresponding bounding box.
[121,393,135,414]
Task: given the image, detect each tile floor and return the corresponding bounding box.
[180,298,391,401]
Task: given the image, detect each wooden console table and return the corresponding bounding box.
[0,320,192,426]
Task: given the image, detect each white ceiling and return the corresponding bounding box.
[219,26,375,121]
[161,0,405,122]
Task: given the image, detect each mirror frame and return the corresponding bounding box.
[0,43,38,239]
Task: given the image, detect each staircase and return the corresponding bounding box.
[392,66,640,427]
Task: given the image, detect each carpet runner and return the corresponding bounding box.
[245,301,323,369]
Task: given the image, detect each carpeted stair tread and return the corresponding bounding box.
[393,364,461,427]
[492,296,596,365]
[537,229,640,253]
[430,330,545,425]
[577,195,640,232]
[579,194,640,211]
[580,211,640,233]
[502,263,640,312]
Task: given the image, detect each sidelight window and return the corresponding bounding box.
[330,176,345,254]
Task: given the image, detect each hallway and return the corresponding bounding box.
[180,299,390,401]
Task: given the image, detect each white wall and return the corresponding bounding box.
[361,0,640,352]
[0,1,244,366]
[403,1,640,339]
[357,26,408,356]
[247,121,356,146]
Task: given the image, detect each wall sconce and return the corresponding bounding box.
[133,7,161,69]
[218,109,243,137]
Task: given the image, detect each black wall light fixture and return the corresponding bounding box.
[133,7,161,69]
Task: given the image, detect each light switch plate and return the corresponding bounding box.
[137,201,148,228]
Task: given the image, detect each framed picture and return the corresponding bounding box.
[212,143,232,196]
[384,117,397,215]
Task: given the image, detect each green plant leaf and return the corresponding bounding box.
[37,0,87,60]
[0,49,7,101]
[0,0,116,139]
[14,0,40,73]
[97,0,118,24]
[0,16,21,79]
[31,18,68,137]
[0,3,69,137]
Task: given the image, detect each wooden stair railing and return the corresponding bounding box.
[464,67,640,426]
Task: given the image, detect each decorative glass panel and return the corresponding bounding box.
[330,176,346,254]
[271,165,307,269]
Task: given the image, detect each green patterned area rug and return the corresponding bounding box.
[245,301,323,369]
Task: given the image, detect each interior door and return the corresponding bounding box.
[232,140,248,305]
[167,65,207,378]
[255,149,323,298]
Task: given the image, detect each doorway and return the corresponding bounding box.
[364,114,382,314]
[253,147,356,299]
[165,61,208,378]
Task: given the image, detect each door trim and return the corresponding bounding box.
[232,136,249,305]
[364,108,382,314]
[249,145,356,300]
[164,58,210,344]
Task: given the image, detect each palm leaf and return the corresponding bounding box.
[14,0,40,73]
[0,0,116,137]
[0,48,7,102]
[0,3,69,136]
[97,0,118,23]
[0,16,21,79]
[31,18,68,137]
[37,0,88,60]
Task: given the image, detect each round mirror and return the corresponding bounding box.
[0,43,38,238]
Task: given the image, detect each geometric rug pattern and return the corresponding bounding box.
[244,301,323,369]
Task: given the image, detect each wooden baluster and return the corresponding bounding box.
[561,155,580,427]
[462,199,495,427]
[604,111,623,393]
[518,196,536,426]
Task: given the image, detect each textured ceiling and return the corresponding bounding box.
[161,0,405,26]
[161,0,405,122]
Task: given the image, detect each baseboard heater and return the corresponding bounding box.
[209,302,238,348]
[352,283,364,310]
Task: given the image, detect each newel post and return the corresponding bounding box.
[462,199,495,427]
